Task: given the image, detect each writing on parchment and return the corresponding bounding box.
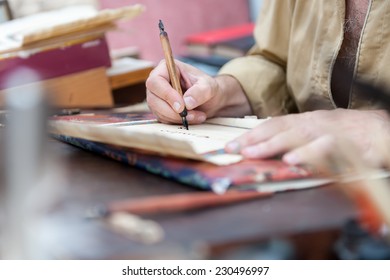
[159,129,210,139]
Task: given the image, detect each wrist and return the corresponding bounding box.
[214,75,252,117]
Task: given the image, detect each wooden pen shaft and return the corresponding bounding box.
[159,32,183,95]
[108,191,271,215]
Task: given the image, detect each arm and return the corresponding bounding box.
[146,60,251,124]
[226,109,390,170]
[146,0,295,124]
[219,0,297,117]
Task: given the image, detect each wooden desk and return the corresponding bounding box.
[0,126,358,259]
[12,139,355,259]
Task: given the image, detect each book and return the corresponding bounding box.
[213,35,255,58]
[47,111,332,194]
[179,55,231,68]
[0,67,113,108]
[0,36,111,90]
[185,23,255,57]
[49,111,316,192]
[185,22,255,46]
[52,134,314,193]
[49,112,270,165]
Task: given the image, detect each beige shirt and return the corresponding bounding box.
[219,0,390,117]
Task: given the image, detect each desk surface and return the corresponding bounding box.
[0,137,358,259]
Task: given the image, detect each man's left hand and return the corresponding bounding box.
[225,109,390,170]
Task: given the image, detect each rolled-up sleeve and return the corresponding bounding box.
[218,0,297,117]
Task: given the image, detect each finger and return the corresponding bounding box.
[168,60,215,111]
[239,129,313,159]
[282,135,335,164]
[147,91,207,125]
[185,110,207,124]
[281,134,351,174]
[146,61,186,114]
[225,116,291,153]
[146,91,182,124]
[183,79,215,110]
[176,60,204,87]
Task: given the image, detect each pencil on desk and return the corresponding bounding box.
[158,20,189,130]
[86,190,271,217]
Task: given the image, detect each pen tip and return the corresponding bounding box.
[182,117,189,130]
[158,20,164,32]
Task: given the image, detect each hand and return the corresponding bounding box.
[225,109,390,170]
[146,60,251,124]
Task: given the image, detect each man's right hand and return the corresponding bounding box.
[146,59,251,125]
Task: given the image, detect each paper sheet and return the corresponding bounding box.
[49,117,269,165]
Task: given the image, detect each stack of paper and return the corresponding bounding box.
[0,4,145,54]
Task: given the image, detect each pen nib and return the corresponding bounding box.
[158,20,164,33]
[182,117,189,130]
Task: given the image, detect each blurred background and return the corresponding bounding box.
[6,0,263,62]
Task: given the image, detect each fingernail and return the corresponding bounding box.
[283,153,300,165]
[184,96,196,109]
[242,146,260,157]
[197,115,206,122]
[186,113,195,121]
[226,141,241,153]
[173,102,181,113]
